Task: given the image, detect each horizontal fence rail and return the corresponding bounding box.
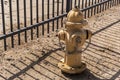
[0,0,120,51]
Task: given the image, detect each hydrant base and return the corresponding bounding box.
[58,60,86,74]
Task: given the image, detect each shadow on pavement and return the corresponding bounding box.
[62,69,101,80]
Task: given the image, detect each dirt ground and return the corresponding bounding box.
[0,5,120,80]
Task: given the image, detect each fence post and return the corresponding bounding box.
[66,0,72,13]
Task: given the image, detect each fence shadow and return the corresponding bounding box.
[92,19,120,35]
[110,70,120,80]
[90,42,120,56]
[7,47,62,80]
[88,43,120,80]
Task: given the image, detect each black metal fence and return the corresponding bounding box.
[0,0,120,51]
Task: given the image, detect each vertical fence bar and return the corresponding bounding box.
[100,0,102,12]
[47,0,50,34]
[110,0,112,7]
[1,0,7,50]
[112,0,114,6]
[118,0,120,4]
[42,0,44,35]
[111,0,113,6]
[52,0,54,31]
[91,0,94,16]
[107,1,109,9]
[24,0,27,42]
[82,0,84,9]
[84,0,87,18]
[108,0,110,9]
[71,0,72,9]
[74,0,77,6]
[66,0,71,13]
[110,0,112,8]
[78,0,80,8]
[102,0,105,11]
[30,0,33,40]
[9,0,14,48]
[56,0,59,29]
[116,0,117,4]
[114,0,116,5]
[61,0,64,27]
[105,1,107,10]
[16,0,21,45]
[115,0,117,5]
[111,0,114,6]
[36,0,39,38]
[113,0,114,6]
[94,0,97,15]
[97,0,100,14]
[108,0,110,8]
[116,0,118,5]
[113,0,115,5]
[88,0,90,18]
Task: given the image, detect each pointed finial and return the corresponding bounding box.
[75,6,80,9]
[75,6,78,9]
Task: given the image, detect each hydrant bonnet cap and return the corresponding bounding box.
[67,7,84,23]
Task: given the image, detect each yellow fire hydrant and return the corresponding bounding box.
[57,7,92,74]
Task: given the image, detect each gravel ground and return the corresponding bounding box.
[0,5,120,80]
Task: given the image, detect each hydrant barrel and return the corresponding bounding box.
[58,7,92,74]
